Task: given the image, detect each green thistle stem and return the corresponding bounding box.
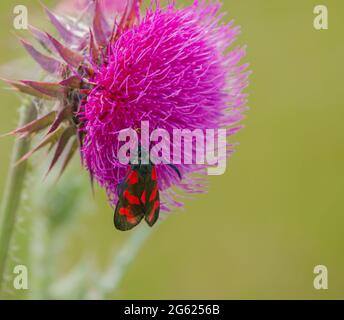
[0,100,37,290]
[94,225,154,298]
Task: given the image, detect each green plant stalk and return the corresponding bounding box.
[94,225,155,298]
[0,101,37,290]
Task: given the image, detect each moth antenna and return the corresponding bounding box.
[167,164,182,181]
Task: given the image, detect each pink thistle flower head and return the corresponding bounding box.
[3,0,249,227]
[81,1,249,211]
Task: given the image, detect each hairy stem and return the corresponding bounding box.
[90,225,154,299]
[0,101,37,290]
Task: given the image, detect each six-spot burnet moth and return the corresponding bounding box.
[114,144,182,231]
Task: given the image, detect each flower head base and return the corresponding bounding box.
[3,1,249,217]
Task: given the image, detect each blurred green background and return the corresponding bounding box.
[0,0,344,299]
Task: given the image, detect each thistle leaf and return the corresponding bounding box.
[4,111,56,138]
[60,76,82,89]
[45,126,75,177]
[112,0,141,43]
[119,0,141,31]
[1,78,53,100]
[21,80,66,99]
[46,107,71,135]
[15,126,65,165]
[29,25,56,53]
[93,0,110,47]
[20,38,61,74]
[89,30,101,64]
[46,33,83,68]
[58,138,78,180]
[44,6,79,44]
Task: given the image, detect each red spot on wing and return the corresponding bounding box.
[119,207,136,224]
[127,170,139,185]
[141,190,146,205]
[151,167,157,181]
[149,187,158,202]
[124,190,140,205]
[149,200,160,222]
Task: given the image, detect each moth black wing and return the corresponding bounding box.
[114,168,145,231]
[142,166,160,227]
